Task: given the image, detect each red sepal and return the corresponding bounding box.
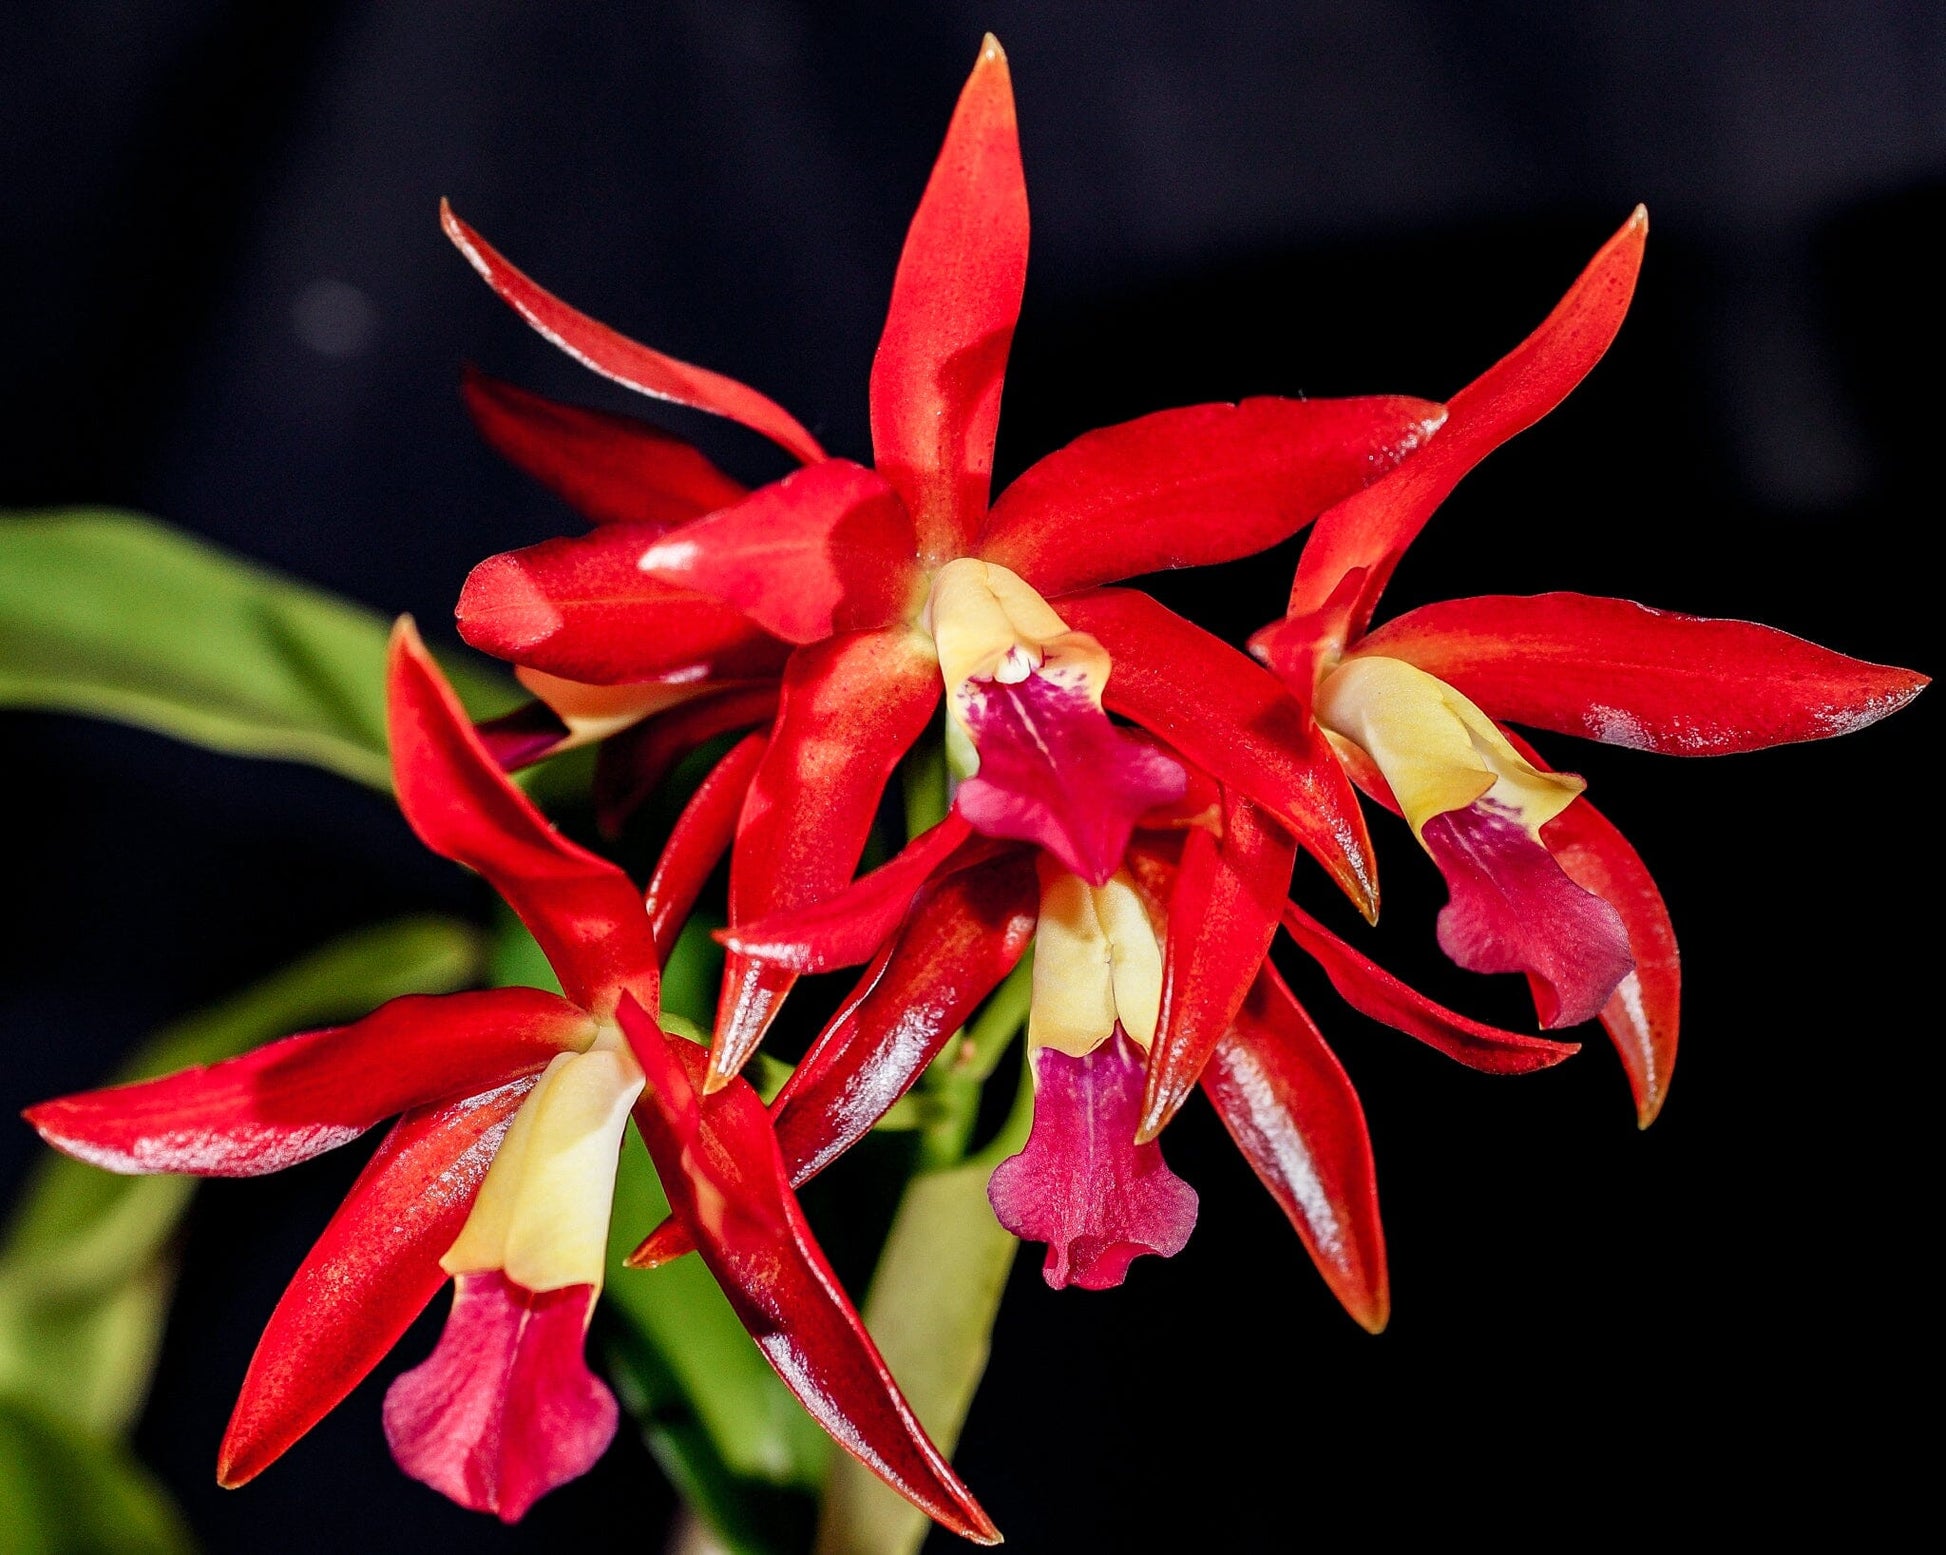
[635,461,921,644]
[1279,901,1579,1073]
[1059,588,1378,919]
[987,1029,1199,1290]
[714,628,940,1083]
[384,1272,615,1523]
[1504,730,1680,1126]
[771,850,1038,1182]
[716,813,978,974]
[616,999,1000,1545]
[981,396,1443,599]
[462,366,747,528]
[456,527,791,687]
[1202,969,1388,1332]
[1355,592,1930,756]
[26,991,583,1177]
[594,682,780,837]
[389,619,659,1015]
[217,1081,534,1487]
[1289,209,1648,638]
[869,37,1028,564]
[442,201,824,465]
[1139,795,1296,1141]
[644,732,769,962]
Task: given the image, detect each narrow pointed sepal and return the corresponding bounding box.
[616,998,1001,1545]
[1202,970,1388,1332]
[988,1029,1199,1290]
[382,1272,616,1524]
[644,732,769,960]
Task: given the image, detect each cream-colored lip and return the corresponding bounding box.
[1027,859,1163,1059]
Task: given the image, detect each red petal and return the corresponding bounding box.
[981,396,1444,598]
[644,732,768,961]
[1503,730,1680,1126]
[383,1272,616,1523]
[617,998,1000,1545]
[1423,801,1634,1029]
[593,682,780,837]
[868,36,1028,563]
[456,527,790,686]
[987,1029,1199,1290]
[714,628,940,1083]
[442,202,824,465]
[715,812,977,974]
[1356,592,1929,756]
[462,366,748,529]
[26,991,583,1176]
[954,668,1187,886]
[1279,901,1579,1073]
[635,461,921,644]
[389,619,659,1015]
[1201,969,1388,1332]
[1059,589,1378,919]
[1139,795,1296,1142]
[1289,209,1648,637]
[217,1081,534,1487]
[771,850,1038,1183]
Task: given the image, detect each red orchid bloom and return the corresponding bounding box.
[24,621,998,1543]
[634,762,1576,1325]
[1250,210,1928,1122]
[441,36,1448,1091]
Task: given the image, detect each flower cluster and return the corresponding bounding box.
[25,35,1924,1540]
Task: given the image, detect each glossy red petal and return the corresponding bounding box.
[1503,731,1680,1125]
[383,1272,616,1524]
[462,366,748,529]
[1423,802,1634,1029]
[1356,592,1929,756]
[216,1081,534,1487]
[26,992,583,1177]
[1139,795,1296,1142]
[442,202,824,465]
[1288,209,1648,636]
[1059,589,1378,919]
[869,36,1028,563]
[988,1029,1199,1290]
[635,460,921,644]
[714,628,940,1083]
[456,527,791,687]
[955,669,1187,886]
[1202,969,1388,1332]
[1279,901,1579,1073]
[644,732,768,962]
[716,812,977,974]
[617,998,1000,1545]
[981,396,1444,598]
[593,682,780,837]
[389,619,659,1015]
[770,850,1038,1183]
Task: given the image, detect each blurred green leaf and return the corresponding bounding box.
[0,509,515,787]
[0,1397,194,1555]
[0,916,485,1439]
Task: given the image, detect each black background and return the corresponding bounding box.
[3,4,1940,1550]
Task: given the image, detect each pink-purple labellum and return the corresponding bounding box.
[988,1027,1199,1289]
[1423,800,1634,1029]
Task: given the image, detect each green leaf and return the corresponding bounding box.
[0,509,515,788]
[0,1396,195,1555]
[0,916,485,1436]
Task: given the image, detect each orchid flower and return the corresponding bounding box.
[1249,210,1929,1122]
[24,621,997,1542]
[441,36,1447,1091]
[634,757,1575,1324]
